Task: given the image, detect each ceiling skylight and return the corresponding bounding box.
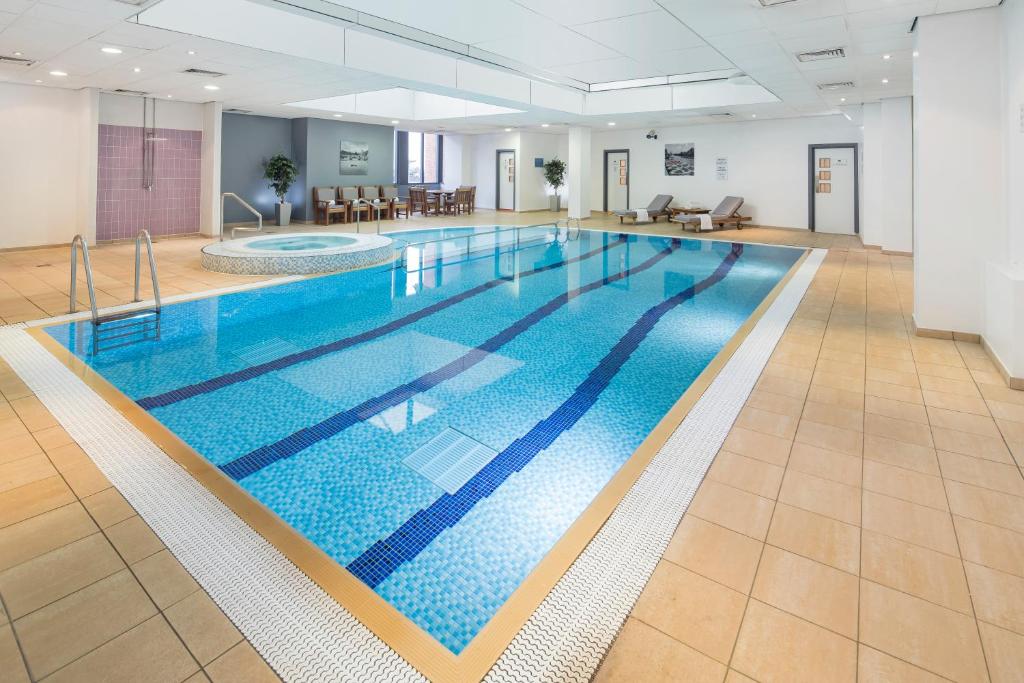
[284,88,524,121]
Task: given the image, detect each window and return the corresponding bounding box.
[396,131,442,185]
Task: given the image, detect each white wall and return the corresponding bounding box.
[470,132,518,210]
[98,92,204,130]
[589,116,863,229]
[442,134,466,187]
[0,83,98,249]
[517,132,565,211]
[913,8,1003,336]
[881,97,914,253]
[861,102,884,248]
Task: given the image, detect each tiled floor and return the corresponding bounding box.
[2,212,1020,682]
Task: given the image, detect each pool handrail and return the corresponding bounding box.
[133,229,162,315]
[352,197,386,234]
[221,193,264,240]
[69,234,100,323]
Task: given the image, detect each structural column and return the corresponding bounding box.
[567,126,591,220]
[200,101,223,237]
[76,88,99,244]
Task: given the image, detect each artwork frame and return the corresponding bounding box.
[664,143,695,176]
[339,140,369,175]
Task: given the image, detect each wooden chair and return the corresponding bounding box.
[450,188,472,215]
[313,186,345,225]
[382,185,408,219]
[410,187,439,216]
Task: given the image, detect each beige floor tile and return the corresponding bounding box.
[862,491,959,556]
[767,503,860,574]
[864,413,934,448]
[918,375,980,399]
[0,433,41,466]
[914,361,973,381]
[0,623,29,683]
[978,621,1024,683]
[593,618,726,683]
[43,442,90,471]
[755,374,809,400]
[865,379,924,405]
[132,549,201,611]
[0,533,125,619]
[689,480,775,540]
[664,516,763,594]
[0,453,58,495]
[802,401,864,432]
[745,389,805,418]
[978,383,1024,407]
[996,418,1024,463]
[164,590,242,665]
[927,407,1001,439]
[953,515,1024,578]
[751,546,858,638]
[806,385,865,411]
[862,460,948,511]
[58,459,110,499]
[14,569,157,679]
[764,362,813,385]
[859,579,987,682]
[725,669,757,683]
[813,369,864,393]
[205,641,282,683]
[938,450,1024,497]
[963,562,1024,634]
[865,395,929,425]
[857,645,947,682]
[9,397,57,432]
[795,420,863,457]
[932,427,1014,464]
[0,476,75,529]
[0,503,97,572]
[732,599,857,683]
[860,530,972,614]
[105,515,164,564]
[787,441,861,487]
[81,486,136,529]
[922,390,991,416]
[631,560,746,663]
[866,366,920,389]
[42,615,198,683]
[862,434,939,476]
[735,406,799,440]
[707,451,785,499]
[988,399,1024,424]
[778,469,861,526]
[186,671,212,683]
[721,427,792,467]
[945,480,1024,534]
[30,425,73,452]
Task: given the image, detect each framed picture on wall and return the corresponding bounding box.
[819,170,832,180]
[818,157,831,169]
[339,140,369,175]
[665,143,695,176]
[618,177,626,185]
[619,167,626,177]
[817,182,832,193]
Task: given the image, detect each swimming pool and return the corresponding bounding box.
[248,234,357,251]
[44,227,802,659]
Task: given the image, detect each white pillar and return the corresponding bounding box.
[880,96,914,254]
[76,88,99,244]
[860,102,883,248]
[567,126,591,220]
[200,101,223,237]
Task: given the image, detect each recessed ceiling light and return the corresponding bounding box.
[203,84,219,90]
[607,121,616,126]
[34,79,42,83]
[504,127,512,132]
[332,114,343,118]
[101,46,123,55]
[913,50,919,57]
[133,67,142,73]
[881,78,889,84]
[541,123,550,128]
[840,97,846,102]
[187,50,196,55]
[49,70,67,77]
[391,120,399,124]
[166,94,173,98]
[13,51,21,57]
[751,114,757,118]
[882,54,891,60]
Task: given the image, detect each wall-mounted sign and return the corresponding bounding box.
[715,157,728,181]
[534,157,544,167]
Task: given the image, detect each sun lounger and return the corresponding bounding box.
[613,194,673,223]
[671,196,751,231]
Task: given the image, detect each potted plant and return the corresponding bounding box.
[543,157,567,212]
[264,153,298,226]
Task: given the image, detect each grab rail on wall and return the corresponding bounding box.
[221,193,264,240]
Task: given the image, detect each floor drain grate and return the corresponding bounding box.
[403,428,498,494]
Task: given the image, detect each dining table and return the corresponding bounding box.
[427,189,455,214]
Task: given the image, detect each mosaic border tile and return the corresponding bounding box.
[0,247,824,682]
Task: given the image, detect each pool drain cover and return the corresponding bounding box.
[404,428,497,494]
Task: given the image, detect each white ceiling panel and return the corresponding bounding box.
[552,57,654,84]
[757,0,846,27]
[652,46,735,74]
[572,10,707,57]
[656,0,765,38]
[473,24,617,68]
[513,0,659,27]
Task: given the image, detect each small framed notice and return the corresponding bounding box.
[819,170,831,181]
[715,157,728,181]
[819,157,831,169]
[817,182,832,194]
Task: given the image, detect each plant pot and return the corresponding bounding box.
[549,195,561,212]
[275,202,292,227]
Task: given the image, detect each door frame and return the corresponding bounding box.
[495,149,516,211]
[602,149,630,213]
[808,143,859,234]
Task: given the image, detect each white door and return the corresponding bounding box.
[497,151,515,211]
[813,146,856,234]
[606,151,628,212]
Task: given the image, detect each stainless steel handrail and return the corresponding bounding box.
[133,229,161,313]
[221,192,264,240]
[69,235,99,324]
[352,198,386,234]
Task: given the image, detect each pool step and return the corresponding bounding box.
[403,428,497,495]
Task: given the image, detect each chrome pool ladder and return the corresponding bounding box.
[556,217,582,240]
[69,231,162,353]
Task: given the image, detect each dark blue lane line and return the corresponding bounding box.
[219,238,683,482]
[136,234,628,411]
[346,243,745,589]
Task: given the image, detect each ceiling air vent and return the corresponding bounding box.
[817,81,855,91]
[182,68,227,77]
[0,55,36,66]
[112,88,149,96]
[759,0,801,5]
[797,47,846,62]
[224,108,252,114]
[708,112,734,118]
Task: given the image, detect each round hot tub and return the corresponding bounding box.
[201,232,395,275]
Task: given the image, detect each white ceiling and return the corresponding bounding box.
[0,0,1003,133]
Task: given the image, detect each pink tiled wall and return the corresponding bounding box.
[96,124,202,241]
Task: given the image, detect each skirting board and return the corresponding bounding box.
[912,316,1022,390]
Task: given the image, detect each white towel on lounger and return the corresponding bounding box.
[635,208,651,223]
[699,213,713,231]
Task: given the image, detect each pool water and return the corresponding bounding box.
[46,227,802,653]
[248,234,356,251]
